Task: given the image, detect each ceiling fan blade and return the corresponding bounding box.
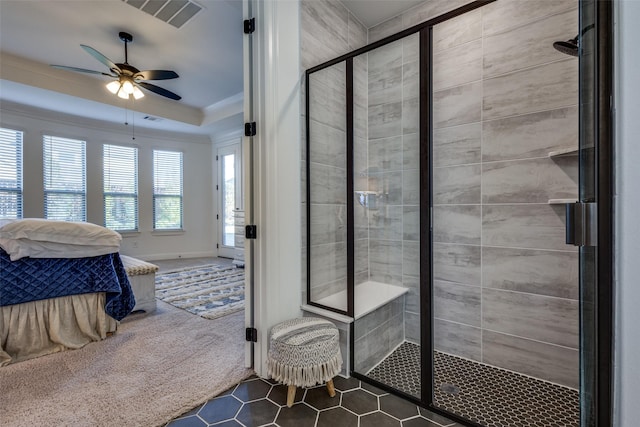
[137,82,182,100]
[80,44,121,74]
[50,65,115,77]
[134,70,179,80]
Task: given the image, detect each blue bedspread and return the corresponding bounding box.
[0,249,135,321]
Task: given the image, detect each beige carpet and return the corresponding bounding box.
[0,300,253,427]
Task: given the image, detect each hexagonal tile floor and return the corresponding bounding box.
[166,375,460,427]
[367,342,580,427]
[166,343,579,427]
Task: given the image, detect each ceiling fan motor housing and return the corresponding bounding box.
[117,63,141,77]
[119,32,133,44]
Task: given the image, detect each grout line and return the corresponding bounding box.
[432,56,573,95]
[431,103,578,135]
[432,152,577,170]
[480,326,579,352]
[480,102,580,125]
[482,56,576,81]
[433,317,481,330]
[481,284,579,302]
[433,241,578,253]
[482,5,579,40]
[432,201,577,205]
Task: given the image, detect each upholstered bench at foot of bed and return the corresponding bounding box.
[120,255,159,314]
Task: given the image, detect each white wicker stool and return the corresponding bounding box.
[267,317,342,407]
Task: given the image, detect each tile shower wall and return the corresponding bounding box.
[368,0,579,388]
[301,0,368,304]
[308,62,348,303]
[354,296,405,373]
[362,34,422,344]
[302,0,578,389]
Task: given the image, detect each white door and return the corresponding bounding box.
[217,142,242,258]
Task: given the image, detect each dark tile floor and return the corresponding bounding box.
[166,376,462,427]
[368,342,579,427]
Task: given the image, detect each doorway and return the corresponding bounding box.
[217,140,243,259]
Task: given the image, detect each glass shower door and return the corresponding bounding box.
[576,1,613,425]
[351,36,423,399]
[577,3,597,424]
[429,1,584,425]
[306,62,350,315]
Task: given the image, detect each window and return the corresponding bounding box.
[0,127,23,219]
[153,150,183,230]
[43,135,86,221]
[104,144,138,231]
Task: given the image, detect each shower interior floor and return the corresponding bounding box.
[367,342,579,427]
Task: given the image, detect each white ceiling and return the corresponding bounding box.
[341,0,425,28]
[0,0,244,138]
[0,0,418,138]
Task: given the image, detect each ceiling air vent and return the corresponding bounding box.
[123,0,203,29]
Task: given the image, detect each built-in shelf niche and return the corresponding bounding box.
[547,147,579,204]
[548,147,579,158]
[548,199,578,205]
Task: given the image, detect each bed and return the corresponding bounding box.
[0,219,136,366]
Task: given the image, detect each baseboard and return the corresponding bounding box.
[129,251,216,261]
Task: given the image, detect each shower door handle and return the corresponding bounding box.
[566,202,597,247]
[565,203,575,244]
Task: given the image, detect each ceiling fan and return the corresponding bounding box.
[51,32,181,101]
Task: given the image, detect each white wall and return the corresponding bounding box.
[615,1,640,425]
[250,0,302,376]
[1,103,217,261]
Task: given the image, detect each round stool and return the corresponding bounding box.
[267,317,342,407]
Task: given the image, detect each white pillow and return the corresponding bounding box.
[0,218,16,229]
[0,238,119,261]
[0,218,121,246]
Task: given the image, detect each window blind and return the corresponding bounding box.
[153,149,183,230]
[43,135,86,222]
[0,127,23,219]
[104,144,138,231]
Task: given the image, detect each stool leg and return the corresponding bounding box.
[287,384,297,407]
[326,379,336,398]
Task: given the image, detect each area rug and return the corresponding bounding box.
[0,301,253,427]
[155,264,245,320]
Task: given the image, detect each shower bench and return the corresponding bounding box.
[302,281,409,376]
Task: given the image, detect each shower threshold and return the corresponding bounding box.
[367,342,579,427]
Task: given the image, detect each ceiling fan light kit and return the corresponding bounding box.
[106,77,144,100]
[51,31,181,101]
